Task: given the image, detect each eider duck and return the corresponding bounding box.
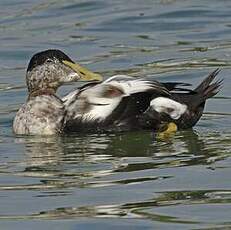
[13,49,102,135]
[63,69,221,133]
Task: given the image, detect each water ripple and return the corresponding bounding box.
[0,0,231,229]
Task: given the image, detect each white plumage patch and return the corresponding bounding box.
[63,75,169,123]
[64,84,123,122]
[150,97,187,119]
[83,98,122,121]
[104,75,166,95]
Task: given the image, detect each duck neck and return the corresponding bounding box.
[28,87,56,99]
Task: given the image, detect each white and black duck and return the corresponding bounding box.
[62,69,222,133]
[141,69,222,130]
[13,49,102,135]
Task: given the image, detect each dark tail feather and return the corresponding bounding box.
[194,68,222,99]
[163,82,191,91]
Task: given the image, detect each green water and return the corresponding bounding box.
[0,0,231,229]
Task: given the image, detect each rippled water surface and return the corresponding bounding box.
[1,0,231,229]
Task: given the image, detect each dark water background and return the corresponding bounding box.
[0,0,231,229]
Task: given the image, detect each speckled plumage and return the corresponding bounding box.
[13,94,65,135]
[13,49,99,135]
[26,54,79,93]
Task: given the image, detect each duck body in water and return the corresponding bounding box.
[63,69,221,133]
[13,49,221,135]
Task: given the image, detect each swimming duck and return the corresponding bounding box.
[13,49,102,135]
[63,69,221,133]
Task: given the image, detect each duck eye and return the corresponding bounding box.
[46,59,53,63]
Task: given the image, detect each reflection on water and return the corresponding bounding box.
[15,129,227,176]
[0,0,231,229]
[0,129,231,228]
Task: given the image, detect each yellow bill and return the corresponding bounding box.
[63,60,103,81]
[157,122,178,140]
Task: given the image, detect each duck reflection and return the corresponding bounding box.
[15,134,115,179]
[15,128,231,177]
[102,130,206,158]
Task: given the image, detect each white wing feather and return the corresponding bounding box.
[63,75,169,122]
[150,97,187,119]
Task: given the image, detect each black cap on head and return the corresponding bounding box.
[27,49,75,72]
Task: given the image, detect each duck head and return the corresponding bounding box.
[26,49,102,94]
